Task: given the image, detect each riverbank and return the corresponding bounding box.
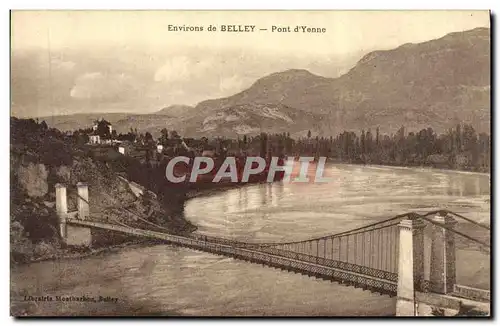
[28,239,161,264]
[11,226,167,266]
[329,161,491,177]
[325,157,490,174]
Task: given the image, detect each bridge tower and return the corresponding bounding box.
[55,183,92,247]
[396,212,458,316]
[396,216,425,316]
[55,183,67,239]
[429,211,457,294]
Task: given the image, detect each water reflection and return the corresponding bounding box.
[185,164,490,242]
[444,172,489,197]
[11,245,396,316]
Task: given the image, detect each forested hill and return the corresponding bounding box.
[10,118,194,264]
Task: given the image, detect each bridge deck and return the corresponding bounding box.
[68,218,397,296]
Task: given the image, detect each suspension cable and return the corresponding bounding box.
[67,186,490,253]
[420,216,490,250]
[256,215,407,247]
[443,210,490,230]
[256,209,451,247]
[68,188,173,232]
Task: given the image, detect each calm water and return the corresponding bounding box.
[11,164,490,316]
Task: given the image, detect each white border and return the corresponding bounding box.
[2,1,498,10]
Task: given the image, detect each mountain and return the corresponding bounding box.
[38,104,327,139]
[195,69,333,114]
[194,27,490,134]
[36,27,490,137]
[336,27,490,133]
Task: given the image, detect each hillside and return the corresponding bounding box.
[10,118,195,263]
[336,27,490,133]
[195,69,332,114]
[194,27,490,134]
[180,103,328,138]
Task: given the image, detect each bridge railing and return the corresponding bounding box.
[256,246,398,282]
[240,213,412,279]
[190,209,491,303]
[68,217,398,295]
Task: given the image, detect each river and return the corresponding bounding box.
[11,163,490,316]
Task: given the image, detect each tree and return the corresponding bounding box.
[360,130,366,156]
[462,124,479,169]
[160,128,169,145]
[366,130,373,154]
[455,124,463,152]
[260,133,268,158]
[40,120,48,132]
[307,130,312,139]
[96,119,112,138]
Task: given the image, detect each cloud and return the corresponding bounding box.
[52,58,76,71]
[219,75,246,93]
[70,72,139,101]
[152,53,260,105]
[154,56,213,83]
[12,46,358,116]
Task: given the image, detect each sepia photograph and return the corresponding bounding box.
[9,10,491,317]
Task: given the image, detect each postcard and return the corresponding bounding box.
[10,10,491,317]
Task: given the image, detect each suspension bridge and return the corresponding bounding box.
[54,183,491,316]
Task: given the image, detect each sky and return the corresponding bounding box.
[10,10,490,117]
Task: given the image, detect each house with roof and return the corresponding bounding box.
[92,119,113,134]
[88,119,114,145]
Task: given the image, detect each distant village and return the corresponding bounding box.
[86,118,187,157]
[77,119,286,168]
[83,119,209,163]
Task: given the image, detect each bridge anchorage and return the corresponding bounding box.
[55,183,490,316]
